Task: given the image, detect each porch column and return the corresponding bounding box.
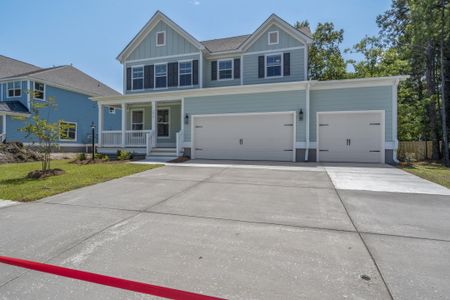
[121,103,126,147]
[97,104,103,146]
[151,100,157,146]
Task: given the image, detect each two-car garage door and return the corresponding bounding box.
[192,112,295,161]
[317,111,385,163]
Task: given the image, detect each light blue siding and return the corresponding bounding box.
[246,24,305,53]
[5,84,120,144]
[103,106,122,131]
[184,90,306,142]
[128,20,199,61]
[309,86,393,142]
[243,48,305,85]
[204,57,241,88]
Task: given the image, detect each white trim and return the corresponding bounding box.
[33,81,46,101]
[316,110,385,163]
[265,53,283,79]
[241,46,305,57]
[6,81,22,98]
[98,103,103,146]
[108,106,116,114]
[304,45,308,80]
[26,80,31,109]
[268,31,279,45]
[191,111,296,162]
[181,97,185,133]
[2,114,6,137]
[125,52,200,64]
[240,55,244,85]
[157,107,170,139]
[59,121,77,142]
[130,108,145,131]
[217,58,234,81]
[151,100,157,145]
[199,52,204,88]
[131,65,144,91]
[178,59,193,87]
[304,82,310,161]
[392,78,400,163]
[121,103,127,146]
[154,63,168,89]
[156,31,166,47]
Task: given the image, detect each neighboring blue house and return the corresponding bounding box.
[0,55,120,152]
[93,11,406,163]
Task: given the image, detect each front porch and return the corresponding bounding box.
[97,100,184,157]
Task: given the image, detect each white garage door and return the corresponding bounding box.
[192,112,295,161]
[317,111,384,163]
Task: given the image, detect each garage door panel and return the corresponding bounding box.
[193,113,294,161]
[318,112,384,163]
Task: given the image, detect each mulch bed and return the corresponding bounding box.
[168,156,191,163]
[27,169,65,179]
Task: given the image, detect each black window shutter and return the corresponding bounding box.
[144,65,154,89]
[168,62,178,87]
[233,58,240,79]
[211,61,217,81]
[258,56,265,78]
[126,67,131,90]
[283,52,291,76]
[192,60,199,85]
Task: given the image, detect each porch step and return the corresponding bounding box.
[151,147,177,153]
[148,151,177,157]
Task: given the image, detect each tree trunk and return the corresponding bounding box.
[426,41,440,160]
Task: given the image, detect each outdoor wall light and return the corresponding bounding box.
[299,109,304,120]
[185,113,189,125]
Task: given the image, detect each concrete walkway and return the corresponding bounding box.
[0,163,449,299]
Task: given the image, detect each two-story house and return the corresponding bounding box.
[0,55,120,152]
[93,11,406,163]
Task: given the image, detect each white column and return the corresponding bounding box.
[304,82,310,161]
[121,103,126,147]
[97,104,103,146]
[151,100,157,146]
[199,52,203,88]
[392,79,400,163]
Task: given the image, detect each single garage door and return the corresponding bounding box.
[317,111,384,163]
[192,112,295,161]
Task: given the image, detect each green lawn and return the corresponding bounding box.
[400,162,450,189]
[0,160,161,201]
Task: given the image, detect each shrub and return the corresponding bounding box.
[78,153,86,161]
[117,150,131,160]
[94,153,109,161]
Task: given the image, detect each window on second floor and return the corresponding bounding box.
[218,59,233,80]
[156,31,166,46]
[7,81,21,97]
[268,31,279,45]
[34,82,45,100]
[266,54,282,77]
[132,66,144,90]
[155,64,167,88]
[179,61,192,86]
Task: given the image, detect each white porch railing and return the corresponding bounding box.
[0,133,5,143]
[146,130,154,155]
[125,130,151,147]
[176,129,184,157]
[101,131,122,147]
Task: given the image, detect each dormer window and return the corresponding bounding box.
[268,31,279,45]
[156,31,166,46]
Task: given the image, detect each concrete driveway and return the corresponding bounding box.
[0,162,449,299]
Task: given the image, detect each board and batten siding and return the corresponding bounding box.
[243,48,305,85]
[184,90,306,143]
[127,20,199,61]
[309,86,393,142]
[246,24,305,52]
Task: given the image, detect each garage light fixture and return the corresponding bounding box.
[184,113,189,125]
[299,109,304,120]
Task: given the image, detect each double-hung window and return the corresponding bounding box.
[7,81,21,97]
[218,59,233,80]
[179,61,192,86]
[157,109,169,137]
[34,82,45,100]
[132,66,144,90]
[131,110,144,131]
[155,64,167,88]
[59,121,77,141]
[266,54,282,77]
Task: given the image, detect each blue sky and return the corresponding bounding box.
[0,0,391,92]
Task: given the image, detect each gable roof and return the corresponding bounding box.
[0,101,30,115]
[0,55,41,79]
[2,65,120,97]
[117,10,205,63]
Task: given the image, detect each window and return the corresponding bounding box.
[132,66,144,90]
[179,61,192,86]
[218,59,233,80]
[7,81,21,98]
[268,31,279,45]
[155,64,167,88]
[157,108,170,137]
[59,121,77,141]
[33,82,45,100]
[266,54,282,77]
[109,107,116,114]
[131,110,144,131]
[156,31,166,46]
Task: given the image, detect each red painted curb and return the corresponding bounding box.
[0,256,225,300]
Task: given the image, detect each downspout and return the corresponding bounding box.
[304,81,310,161]
[27,80,31,109]
[392,78,400,163]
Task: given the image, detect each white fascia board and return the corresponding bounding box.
[310,76,409,90]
